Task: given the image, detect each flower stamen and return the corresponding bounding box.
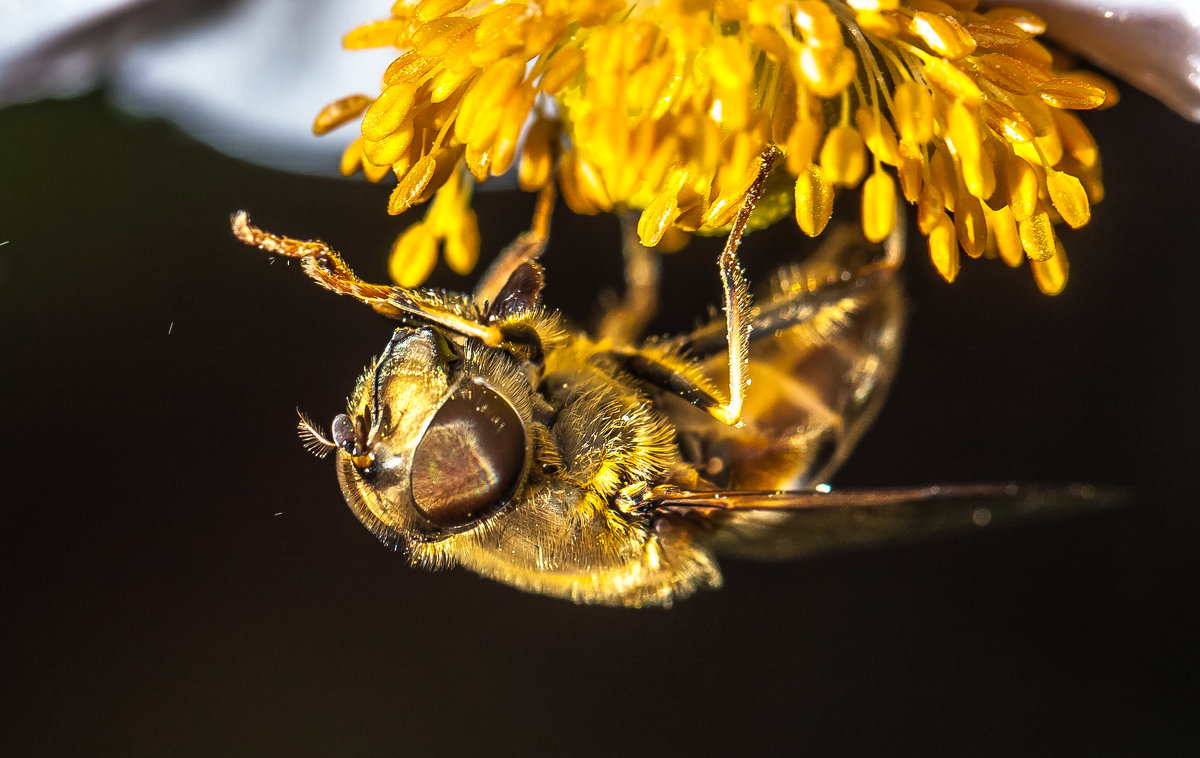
[326,0,1114,293]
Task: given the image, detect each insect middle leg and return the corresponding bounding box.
[607,148,907,441]
[603,147,782,427]
[685,212,907,489]
[711,145,784,426]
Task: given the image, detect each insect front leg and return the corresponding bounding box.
[232,212,509,348]
[596,212,662,346]
[471,183,555,308]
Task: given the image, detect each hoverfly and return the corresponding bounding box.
[234,148,1116,607]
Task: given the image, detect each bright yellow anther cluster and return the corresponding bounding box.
[388,165,480,287]
[318,0,1115,293]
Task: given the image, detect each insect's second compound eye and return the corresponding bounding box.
[410,381,526,529]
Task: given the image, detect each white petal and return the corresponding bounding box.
[0,0,161,101]
[0,0,394,173]
[110,0,395,173]
[1020,0,1200,121]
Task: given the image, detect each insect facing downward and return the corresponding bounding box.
[235,150,1113,607]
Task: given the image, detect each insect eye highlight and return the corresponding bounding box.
[410,381,527,529]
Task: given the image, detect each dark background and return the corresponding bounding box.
[2,80,1198,755]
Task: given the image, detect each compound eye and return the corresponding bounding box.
[410,381,527,529]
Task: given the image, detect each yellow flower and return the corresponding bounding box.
[387,165,480,286]
[315,0,1115,294]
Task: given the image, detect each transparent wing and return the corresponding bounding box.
[647,484,1126,560]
